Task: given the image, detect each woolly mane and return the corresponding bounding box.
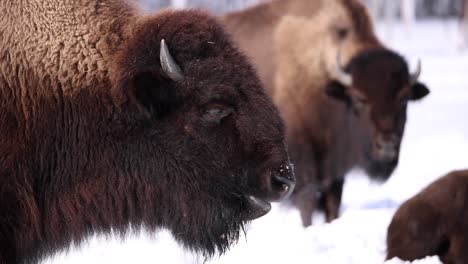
[0,0,137,94]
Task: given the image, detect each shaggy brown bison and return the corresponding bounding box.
[387,169,468,264]
[0,1,295,263]
[224,0,429,226]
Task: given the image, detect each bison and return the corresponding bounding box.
[224,0,429,226]
[387,169,468,264]
[0,1,295,263]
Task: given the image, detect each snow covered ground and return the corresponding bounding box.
[43,20,468,264]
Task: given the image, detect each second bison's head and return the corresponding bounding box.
[110,11,294,256]
[325,49,429,180]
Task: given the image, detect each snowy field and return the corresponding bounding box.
[43,20,468,264]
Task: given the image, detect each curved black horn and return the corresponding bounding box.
[160,39,184,82]
[410,59,421,85]
[334,51,353,86]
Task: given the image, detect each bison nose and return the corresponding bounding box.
[243,163,295,221]
[269,163,296,201]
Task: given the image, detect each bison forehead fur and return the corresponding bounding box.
[0,1,291,263]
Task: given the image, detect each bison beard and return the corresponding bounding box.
[0,91,254,263]
[0,2,294,263]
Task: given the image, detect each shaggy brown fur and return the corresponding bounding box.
[223,0,377,92]
[387,169,468,264]
[223,0,322,91]
[224,0,429,226]
[0,1,294,263]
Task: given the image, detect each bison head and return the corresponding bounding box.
[109,10,294,256]
[325,49,429,180]
[292,0,429,180]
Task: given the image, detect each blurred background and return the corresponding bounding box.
[45,0,468,263]
[137,0,468,50]
[139,0,463,17]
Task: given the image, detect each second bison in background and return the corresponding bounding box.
[224,0,429,226]
[387,169,468,264]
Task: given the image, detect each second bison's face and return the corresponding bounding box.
[325,49,429,180]
[316,1,429,180]
[111,11,294,255]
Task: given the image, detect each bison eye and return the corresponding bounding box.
[203,104,233,123]
[335,27,349,40]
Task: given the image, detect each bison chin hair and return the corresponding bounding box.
[361,145,398,182]
[364,159,398,182]
[170,198,247,258]
[157,173,250,258]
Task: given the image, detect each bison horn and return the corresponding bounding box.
[334,51,353,87]
[160,39,184,82]
[409,59,421,85]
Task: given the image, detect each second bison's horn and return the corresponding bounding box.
[160,39,184,82]
[410,59,421,85]
[334,51,353,87]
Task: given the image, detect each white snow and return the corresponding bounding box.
[43,20,467,264]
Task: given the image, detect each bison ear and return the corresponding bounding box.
[112,40,184,118]
[133,72,179,118]
[410,82,430,101]
[325,81,351,104]
[112,69,179,118]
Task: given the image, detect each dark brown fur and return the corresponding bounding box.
[224,0,429,226]
[0,3,293,264]
[387,169,468,264]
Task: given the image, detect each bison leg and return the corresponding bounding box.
[323,178,344,222]
[292,184,318,227]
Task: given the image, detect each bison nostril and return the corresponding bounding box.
[272,175,293,197]
[270,164,295,200]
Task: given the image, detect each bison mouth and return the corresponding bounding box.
[240,164,295,221]
[241,195,272,221]
[362,145,399,182]
[365,158,398,182]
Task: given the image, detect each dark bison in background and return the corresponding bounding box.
[0,1,295,263]
[224,0,429,226]
[387,169,468,264]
